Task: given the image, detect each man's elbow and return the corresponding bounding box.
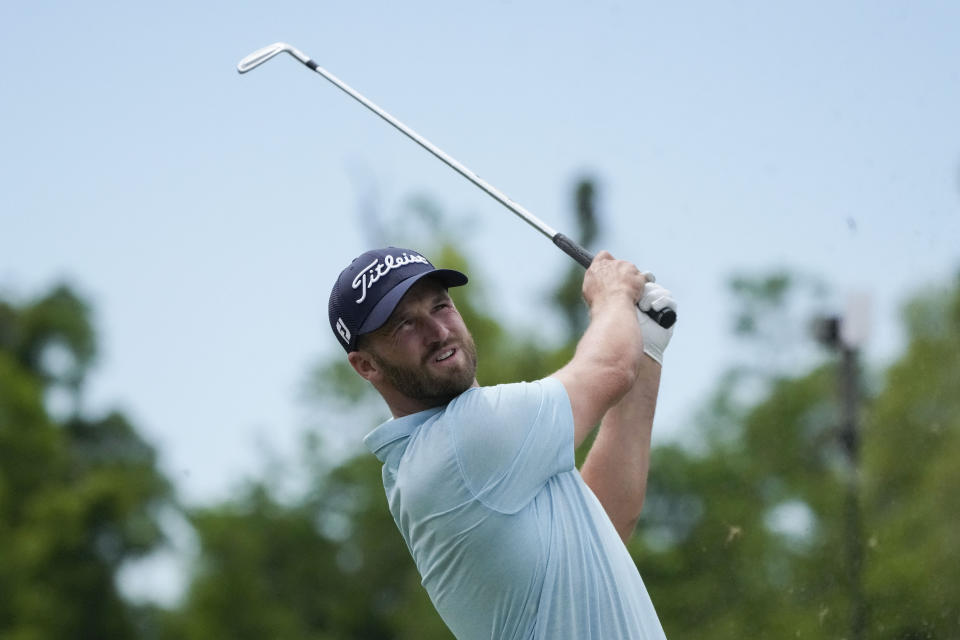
[609,345,644,393]
[597,360,640,405]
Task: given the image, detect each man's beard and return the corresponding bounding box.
[371,335,478,408]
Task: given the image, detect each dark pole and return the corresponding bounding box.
[814,315,868,640]
[839,344,867,640]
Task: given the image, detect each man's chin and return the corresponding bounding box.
[377,342,478,407]
[423,364,478,403]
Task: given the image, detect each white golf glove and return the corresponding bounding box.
[637,276,676,365]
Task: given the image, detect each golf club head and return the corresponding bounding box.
[237,42,310,73]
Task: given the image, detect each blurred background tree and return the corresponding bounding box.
[863,277,960,639]
[632,272,960,639]
[0,285,173,639]
[2,182,957,639]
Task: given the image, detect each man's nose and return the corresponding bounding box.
[422,315,450,344]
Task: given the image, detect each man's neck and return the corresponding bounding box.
[385,380,480,418]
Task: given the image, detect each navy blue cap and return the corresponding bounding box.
[328,247,468,352]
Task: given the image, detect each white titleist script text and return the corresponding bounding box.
[352,253,430,304]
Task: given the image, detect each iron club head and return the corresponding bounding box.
[237,42,311,74]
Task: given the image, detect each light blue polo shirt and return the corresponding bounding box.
[363,377,667,640]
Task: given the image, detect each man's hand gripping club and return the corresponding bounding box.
[581,251,677,368]
[636,275,676,366]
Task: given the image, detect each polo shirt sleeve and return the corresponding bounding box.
[449,377,576,513]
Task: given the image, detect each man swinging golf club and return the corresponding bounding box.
[329,246,675,639]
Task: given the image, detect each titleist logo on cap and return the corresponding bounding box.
[352,252,430,304]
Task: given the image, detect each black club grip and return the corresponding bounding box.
[552,233,677,329]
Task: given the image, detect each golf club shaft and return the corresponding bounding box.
[238,43,676,329]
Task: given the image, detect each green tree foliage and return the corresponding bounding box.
[0,285,173,640]
[863,275,960,639]
[633,271,960,639]
[628,270,849,638]
[8,194,955,639]
[171,452,452,640]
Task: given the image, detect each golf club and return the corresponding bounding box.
[237,42,676,329]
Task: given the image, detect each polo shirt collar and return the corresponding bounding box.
[363,407,443,464]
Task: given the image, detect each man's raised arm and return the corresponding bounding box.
[551,251,649,448]
[581,282,676,542]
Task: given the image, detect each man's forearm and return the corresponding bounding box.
[580,354,661,543]
[558,293,647,448]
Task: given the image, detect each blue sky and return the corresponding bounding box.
[3,1,959,518]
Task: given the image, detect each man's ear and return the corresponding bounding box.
[347,350,380,382]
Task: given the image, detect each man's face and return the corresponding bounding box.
[361,277,478,409]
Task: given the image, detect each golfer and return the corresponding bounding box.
[329,246,674,639]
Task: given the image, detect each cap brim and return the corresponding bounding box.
[357,268,468,336]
